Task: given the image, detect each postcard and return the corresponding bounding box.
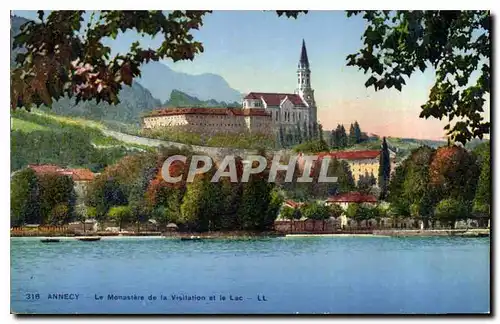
[9,9,491,315]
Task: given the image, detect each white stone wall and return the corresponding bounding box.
[143,112,273,136]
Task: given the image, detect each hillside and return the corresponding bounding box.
[165,90,241,108]
[10,110,149,172]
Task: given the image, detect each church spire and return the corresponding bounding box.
[299,39,309,68]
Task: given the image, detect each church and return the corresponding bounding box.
[242,39,318,129]
[142,40,318,135]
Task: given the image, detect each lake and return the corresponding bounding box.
[10,236,490,314]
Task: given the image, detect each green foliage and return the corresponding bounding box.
[280,206,296,220]
[301,202,330,220]
[378,136,391,199]
[37,173,76,224]
[107,206,133,230]
[48,203,71,225]
[473,141,490,216]
[357,171,376,194]
[388,146,436,219]
[165,89,240,108]
[329,204,344,218]
[346,10,490,144]
[206,133,275,150]
[10,110,130,172]
[434,198,468,227]
[10,168,40,226]
[293,139,329,153]
[330,124,348,149]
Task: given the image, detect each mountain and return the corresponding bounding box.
[137,61,243,104]
[42,82,162,124]
[165,90,241,108]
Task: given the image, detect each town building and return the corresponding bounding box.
[297,150,397,184]
[142,40,317,135]
[27,164,95,203]
[142,107,272,135]
[325,192,378,210]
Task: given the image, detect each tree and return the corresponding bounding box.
[11,10,305,111]
[179,173,211,231]
[296,123,303,144]
[339,125,348,148]
[280,206,296,233]
[37,172,76,224]
[353,121,362,144]
[318,123,324,142]
[357,171,376,194]
[434,198,468,228]
[329,204,344,218]
[48,203,71,225]
[10,168,40,226]
[429,145,480,203]
[312,122,319,140]
[472,141,490,217]
[107,205,132,231]
[389,146,436,227]
[378,136,391,200]
[301,202,331,231]
[346,10,490,144]
[86,176,127,219]
[348,123,356,145]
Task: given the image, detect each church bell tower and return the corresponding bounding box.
[296,39,317,123]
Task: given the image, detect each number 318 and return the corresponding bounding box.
[25,293,40,300]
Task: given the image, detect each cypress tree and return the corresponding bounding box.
[378,137,391,200]
[279,126,285,148]
[339,125,347,148]
[296,123,303,144]
[348,123,356,145]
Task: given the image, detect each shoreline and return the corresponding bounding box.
[10,228,490,239]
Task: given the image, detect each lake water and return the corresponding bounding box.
[10,236,490,314]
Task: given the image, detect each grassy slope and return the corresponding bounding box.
[11,118,48,132]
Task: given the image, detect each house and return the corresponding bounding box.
[27,164,95,203]
[325,192,377,210]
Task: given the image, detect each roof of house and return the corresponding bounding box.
[28,164,95,181]
[28,164,61,174]
[66,168,95,181]
[243,92,307,107]
[326,192,377,203]
[315,150,381,160]
[283,200,305,209]
[144,107,271,118]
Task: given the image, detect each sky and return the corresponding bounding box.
[13,10,490,140]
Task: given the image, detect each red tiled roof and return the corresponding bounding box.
[284,200,304,209]
[28,164,61,174]
[144,107,271,118]
[244,92,307,107]
[28,165,94,182]
[315,150,381,160]
[67,168,95,181]
[327,192,377,203]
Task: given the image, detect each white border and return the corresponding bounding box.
[2,2,499,323]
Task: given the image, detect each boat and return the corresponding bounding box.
[180,236,203,241]
[40,238,61,243]
[76,237,101,242]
